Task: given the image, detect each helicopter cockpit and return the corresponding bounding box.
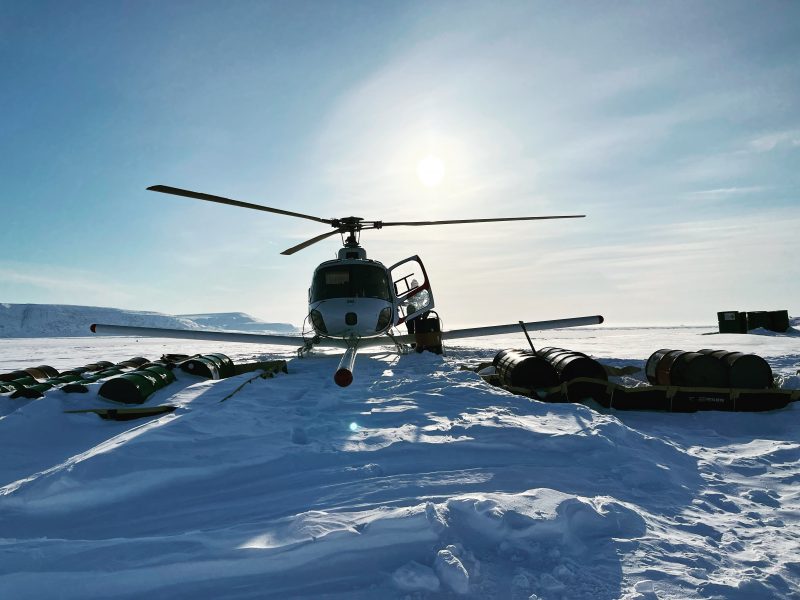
[311,264,392,302]
[307,255,436,339]
[307,259,397,339]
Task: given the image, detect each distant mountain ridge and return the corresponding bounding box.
[177,312,295,333]
[0,303,297,338]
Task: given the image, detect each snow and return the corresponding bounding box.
[1,325,799,599]
[0,304,296,338]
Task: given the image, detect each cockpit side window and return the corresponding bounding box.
[311,266,391,301]
[359,267,391,300]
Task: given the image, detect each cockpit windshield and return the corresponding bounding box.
[311,265,391,302]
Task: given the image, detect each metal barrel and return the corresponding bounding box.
[697,349,773,389]
[80,368,125,383]
[180,356,220,379]
[82,361,115,372]
[537,347,564,356]
[39,365,59,378]
[2,379,30,392]
[161,353,192,363]
[550,353,607,383]
[492,348,530,367]
[98,371,163,404]
[49,373,83,384]
[115,357,150,369]
[0,366,59,382]
[179,354,235,379]
[61,383,90,394]
[645,349,728,387]
[31,365,60,379]
[537,347,608,383]
[141,364,176,386]
[11,383,54,399]
[205,354,236,378]
[645,349,681,385]
[8,374,38,386]
[60,368,89,377]
[494,349,560,388]
[97,362,176,405]
[0,370,36,383]
[22,367,51,381]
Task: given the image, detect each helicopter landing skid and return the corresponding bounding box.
[386,331,411,355]
[297,335,320,358]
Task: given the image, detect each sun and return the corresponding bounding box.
[416,154,446,187]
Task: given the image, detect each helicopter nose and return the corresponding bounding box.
[345,312,358,326]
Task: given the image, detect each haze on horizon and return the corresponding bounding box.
[1,1,798,328]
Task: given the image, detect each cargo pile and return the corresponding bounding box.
[482,346,798,413]
[1,353,288,421]
[0,358,149,399]
[718,309,790,333]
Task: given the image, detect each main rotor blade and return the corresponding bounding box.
[281,230,341,255]
[376,215,585,227]
[147,185,333,225]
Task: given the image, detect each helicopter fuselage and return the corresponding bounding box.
[307,255,394,339]
[306,248,434,341]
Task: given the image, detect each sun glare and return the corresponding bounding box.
[416,154,445,187]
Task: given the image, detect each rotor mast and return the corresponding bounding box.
[335,217,364,249]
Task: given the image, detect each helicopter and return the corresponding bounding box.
[91,185,604,386]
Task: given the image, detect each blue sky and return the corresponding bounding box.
[1,0,798,326]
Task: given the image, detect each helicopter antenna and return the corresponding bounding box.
[148,185,586,255]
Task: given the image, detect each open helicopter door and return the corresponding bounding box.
[389,255,435,325]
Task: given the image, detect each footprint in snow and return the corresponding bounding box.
[435,546,470,595]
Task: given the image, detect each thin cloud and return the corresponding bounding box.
[687,186,766,200]
[748,130,800,153]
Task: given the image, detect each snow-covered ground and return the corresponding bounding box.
[1,325,799,599]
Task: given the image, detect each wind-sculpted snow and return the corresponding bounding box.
[0,328,799,598]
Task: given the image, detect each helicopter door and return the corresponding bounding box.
[388,255,435,325]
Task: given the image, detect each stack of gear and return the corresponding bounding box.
[487,347,796,413]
